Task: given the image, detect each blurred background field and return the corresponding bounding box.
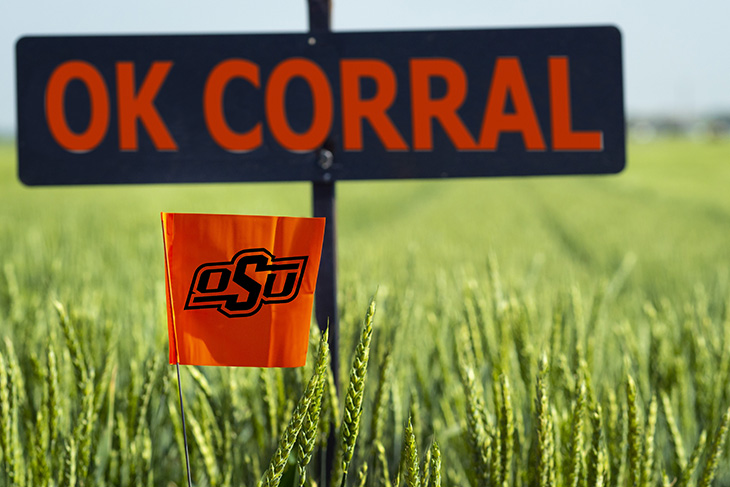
[0,137,729,486]
[1,138,728,336]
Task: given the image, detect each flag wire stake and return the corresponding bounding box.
[163,214,193,487]
[176,361,194,487]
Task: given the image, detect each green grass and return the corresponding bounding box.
[0,137,729,486]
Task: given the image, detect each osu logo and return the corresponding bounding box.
[185,248,307,318]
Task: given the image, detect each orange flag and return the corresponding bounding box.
[161,212,325,367]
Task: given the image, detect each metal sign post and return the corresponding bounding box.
[307,3,339,484]
[308,0,340,395]
[313,175,339,387]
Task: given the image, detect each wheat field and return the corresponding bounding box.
[0,138,729,486]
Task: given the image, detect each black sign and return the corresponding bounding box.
[16,26,624,185]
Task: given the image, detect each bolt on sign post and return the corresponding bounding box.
[15,17,625,393]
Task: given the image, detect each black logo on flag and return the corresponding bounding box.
[185,248,307,318]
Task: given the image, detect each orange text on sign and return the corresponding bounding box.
[44,56,603,153]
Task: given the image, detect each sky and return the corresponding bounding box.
[2,0,730,134]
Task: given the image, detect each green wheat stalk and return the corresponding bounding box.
[73,367,95,482]
[586,403,603,487]
[46,345,60,467]
[189,402,220,486]
[490,377,502,487]
[421,440,432,487]
[370,348,393,447]
[187,365,215,405]
[375,440,393,487]
[662,470,673,487]
[166,379,187,487]
[92,347,117,430]
[661,391,687,473]
[260,368,279,442]
[566,376,586,487]
[97,360,117,486]
[9,366,25,487]
[535,354,552,487]
[31,408,51,487]
[641,396,658,487]
[321,350,341,443]
[338,298,376,487]
[116,411,130,486]
[0,352,14,484]
[408,396,422,460]
[357,462,369,487]
[296,327,330,487]
[627,374,643,487]
[607,389,626,487]
[54,301,88,388]
[403,415,421,487]
[459,364,490,487]
[697,406,730,487]
[678,429,706,487]
[512,303,534,390]
[61,437,77,487]
[499,374,514,487]
[425,440,441,487]
[259,327,330,487]
[140,426,154,487]
[548,406,559,487]
[595,448,607,487]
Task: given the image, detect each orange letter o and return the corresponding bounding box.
[265,58,333,152]
[45,61,109,152]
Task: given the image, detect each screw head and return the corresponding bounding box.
[317,149,334,170]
